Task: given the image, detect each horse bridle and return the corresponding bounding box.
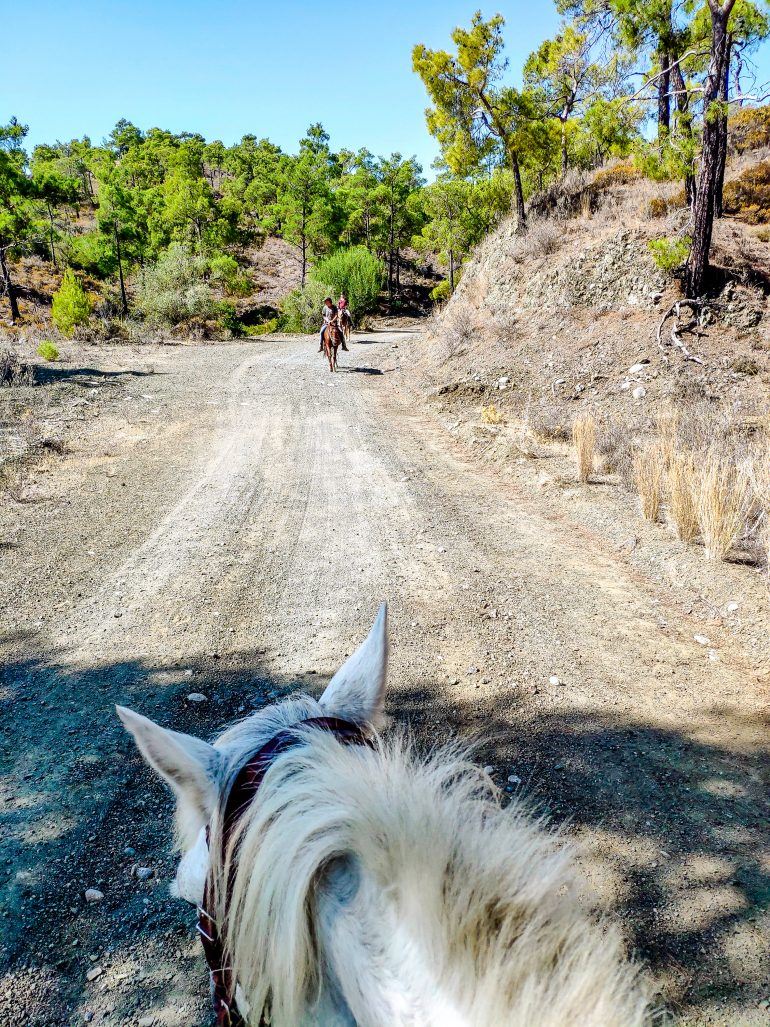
[197,717,373,1026]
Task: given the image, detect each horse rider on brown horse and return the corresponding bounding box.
[318,297,349,353]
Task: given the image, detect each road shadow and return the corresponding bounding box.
[32,366,160,388]
[3,640,767,1023]
[394,681,770,1019]
[339,366,384,376]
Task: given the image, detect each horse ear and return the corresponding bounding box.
[320,603,388,728]
[116,706,222,820]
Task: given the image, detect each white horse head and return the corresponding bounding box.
[117,604,650,1026]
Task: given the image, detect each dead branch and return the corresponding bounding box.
[656,299,717,364]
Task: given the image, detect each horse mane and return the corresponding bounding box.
[210,711,650,1026]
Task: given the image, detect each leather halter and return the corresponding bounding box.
[197,717,373,1026]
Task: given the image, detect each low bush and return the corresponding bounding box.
[723,160,770,224]
[214,300,243,337]
[280,279,332,333]
[728,105,770,154]
[648,236,691,275]
[645,196,669,219]
[430,279,453,303]
[593,161,641,189]
[134,244,214,327]
[37,340,60,362]
[244,318,279,336]
[51,270,93,336]
[481,403,504,425]
[572,413,596,482]
[310,247,384,316]
[209,254,253,296]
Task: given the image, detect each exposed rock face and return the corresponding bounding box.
[453,219,667,317]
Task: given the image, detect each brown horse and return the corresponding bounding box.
[340,308,353,344]
[322,319,342,372]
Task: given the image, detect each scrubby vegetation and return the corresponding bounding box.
[36,340,59,361]
[51,270,92,336]
[311,247,384,319]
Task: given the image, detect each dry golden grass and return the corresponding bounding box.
[695,451,753,561]
[656,408,680,469]
[572,413,597,482]
[481,403,504,425]
[633,444,666,521]
[748,438,770,572]
[667,452,699,544]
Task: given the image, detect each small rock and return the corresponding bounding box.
[123,846,136,857]
[186,693,207,703]
[483,766,494,775]
[134,867,154,881]
[496,376,510,390]
[84,889,104,903]
[183,669,194,677]
[549,675,562,686]
[507,775,521,785]
[86,966,103,982]
[628,362,648,374]
[466,667,478,675]
[449,677,459,686]
[693,634,711,646]
[632,385,646,400]
[138,1017,156,1027]
[726,601,739,613]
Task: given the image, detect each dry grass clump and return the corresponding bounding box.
[667,452,699,544]
[513,219,563,262]
[748,438,770,573]
[572,413,596,482]
[526,404,572,444]
[481,403,504,425]
[694,450,753,561]
[596,417,636,488]
[656,408,680,468]
[633,444,666,521]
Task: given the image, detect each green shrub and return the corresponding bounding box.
[310,246,384,316]
[648,236,691,275]
[64,232,115,278]
[209,253,253,296]
[214,300,244,337]
[37,340,60,361]
[51,270,93,336]
[280,279,333,333]
[244,318,278,336]
[430,279,452,303]
[134,244,214,326]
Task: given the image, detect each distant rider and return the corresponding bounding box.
[318,296,349,353]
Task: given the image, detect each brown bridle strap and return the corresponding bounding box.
[198,717,373,1026]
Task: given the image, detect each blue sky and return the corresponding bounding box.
[5,1,770,175]
[4,1,561,173]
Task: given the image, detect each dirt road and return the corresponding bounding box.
[1,329,768,1026]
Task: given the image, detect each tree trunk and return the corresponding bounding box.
[714,34,732,219]
[658,50,671,139]
[510,150,526,231]
[47,203,57,268]
[687,4,734,297]
[114,224,129,316]
[449,249,455,293]
[0,246,20,324]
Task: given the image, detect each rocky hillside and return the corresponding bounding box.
[420,164,770,432]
